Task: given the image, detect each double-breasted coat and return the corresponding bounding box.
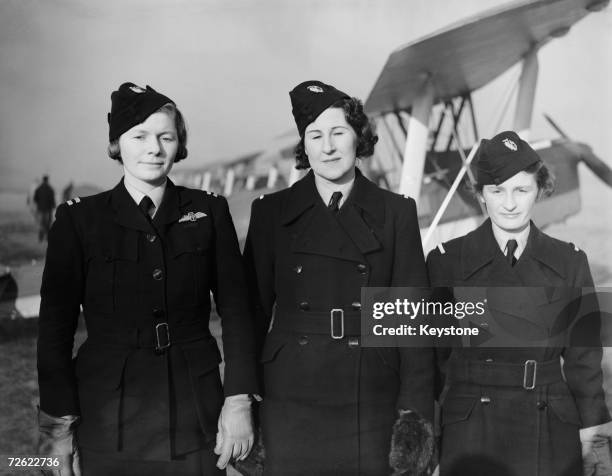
[243,169,435,475]
[427,219,610,476]
[37,179,258,462]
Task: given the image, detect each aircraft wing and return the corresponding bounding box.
[365,0,606,116]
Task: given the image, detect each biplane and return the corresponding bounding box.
[172,0,612,251]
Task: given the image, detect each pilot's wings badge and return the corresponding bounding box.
[179,211,207,223]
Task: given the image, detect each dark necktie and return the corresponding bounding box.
[506,239,518,266]
[138,195,154,221]
[328,191,342,214]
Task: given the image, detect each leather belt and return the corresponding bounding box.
[86,319,211,352]
[274,310,361,339]
[449,358,563,390]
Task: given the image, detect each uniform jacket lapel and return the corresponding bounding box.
[337,169,383,255]
[110,179,153,233]
[517,223,572,331]
[152,179,191,229]
[519,223,566,288]
[460,219,546,332]
[461,219,519,284]
[282,169,382,262]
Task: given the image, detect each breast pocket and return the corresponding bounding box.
[167,222,213,307]
[84,236,139,314]
[84,248,115,314]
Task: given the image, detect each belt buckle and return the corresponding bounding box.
[155,322,171,352]
[523,360,537,390]
[330,309,344,340]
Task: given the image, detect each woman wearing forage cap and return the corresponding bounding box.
[243,80,435,475]
[427,131,612,475]
[37,82,258,475]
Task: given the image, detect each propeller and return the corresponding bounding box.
[543,113,612,187]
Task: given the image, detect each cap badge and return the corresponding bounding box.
[129,85,146,93]
[307,85,324,93]
[502,138,518,151]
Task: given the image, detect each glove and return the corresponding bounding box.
[214,394,254,469]
[389,409,435,476]
[232,426,265,476]
[581,422,612,476]
[37,408,81,476]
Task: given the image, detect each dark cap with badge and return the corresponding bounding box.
[472,130,541,185]
[289,80,350,137]
[108,82,174,142]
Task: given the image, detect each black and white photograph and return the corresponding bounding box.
[1,0,611,475]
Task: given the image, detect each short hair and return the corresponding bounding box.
[107,103,188,163]
[468,160,555,198]
[294,97,378,170]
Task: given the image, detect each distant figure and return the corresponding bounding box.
[26,178,40,219]
[33,175,56,242]
[62,181,74,202]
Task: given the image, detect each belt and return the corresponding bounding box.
[86,319,211,352]
[449,358,563,390]
[274,309,361,339]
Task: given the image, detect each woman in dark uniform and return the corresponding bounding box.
[427,131,611,476]
[37,82,258,475]
[243,80,435,475]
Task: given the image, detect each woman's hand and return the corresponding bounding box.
[214,394,254,469]
[581,422,612,476]
[37,408,81,476]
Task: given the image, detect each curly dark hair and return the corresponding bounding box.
[107,103,188,163]
[294,97,378,170]
[467,160,555,198]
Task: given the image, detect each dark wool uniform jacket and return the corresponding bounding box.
[37,179,258,460]
[427,219,610,475]
[244,169,435,419]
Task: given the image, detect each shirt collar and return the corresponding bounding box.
[313,173,355,209]
[491,220,530,258]
[123,175,167,217]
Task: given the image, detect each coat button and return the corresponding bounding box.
[152,308,164,319]
[351,302,361,311]
[356,263,367,273]
[299,301,310,311]
[537,401,548,410]
[485,358,494,363]
[480,322,489,328]
[298,336,308,345]
[152,268,164,280]
[294,265,303,274]
[146,233,156,243]
[480,396,491,404]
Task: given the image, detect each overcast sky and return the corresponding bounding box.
[0,0,610,191]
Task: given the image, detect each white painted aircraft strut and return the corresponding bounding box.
[399,78,434,202]
[513,47,539,141]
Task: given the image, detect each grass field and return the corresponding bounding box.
[0,336,40,476]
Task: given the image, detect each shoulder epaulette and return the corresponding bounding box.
[66,197,81,206]
[572,243,580,252]
[204,190,218,198]
[437,243,446,254]
[258,194,265,200]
